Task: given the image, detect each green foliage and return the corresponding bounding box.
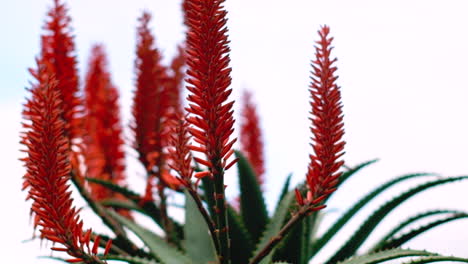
[336,248,436,264]
[374,212,468,251]
[251,190,296,264]
[227,206,255,263]
[108,210,192,264]
[184,191,218,264]
[371,209,463,250]
[236,151,269,243]
[310,172,436,258]
[81,159,468,264]
[326,176,468,263]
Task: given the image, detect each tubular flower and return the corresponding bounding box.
[301,25,345,206]
[131,12,172,199]
[185,0,237,177]
[40,0,80,140]
[82,45,130,217]
[21,62,108,263]
[240,90,265,185]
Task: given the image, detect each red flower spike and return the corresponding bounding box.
[132,11,173,200]
[82,45,131,219]
[240,90,265,185]
[39,0,80,140]
[306,25,345,203]
[132,11,169,165]
[184,1,236,260]
[185,0,237,176]
[21,62,105,263]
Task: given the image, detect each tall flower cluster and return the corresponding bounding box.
[240,90,265,185]
[132,12,172,201]
[184,0,237,262]
[301,25,345,205]
[21,62,109,263]
[40,0,80,140]
[82,45,127,204]
[185,0,237,177]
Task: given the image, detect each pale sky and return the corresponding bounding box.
[1,0,468,263]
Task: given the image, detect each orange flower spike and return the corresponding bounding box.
[21,62,105,263]
[240,90,266,185]
[40,0,80,140]
[304,25,345,205]
[82,45,127,203]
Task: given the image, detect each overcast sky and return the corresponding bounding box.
[2,0,468,263]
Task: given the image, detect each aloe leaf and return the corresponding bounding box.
[228,205,254,263]
[236,151,269,243]
[401,256,468,263]
[87,177,184,244]
[86,177,141,200]
[324,159,378,209]
[251,190,296,264]
[273,211,312,264]
[310,172,436,258]
[107,210,192,264]
[105,255,160,264]
[336,159,379,190]
[101,198,145,213]
[325,176,468,264]
[336,248,436,264]
[375,212,468,251]
[276,173,292,209]
[183,190,217,264]
[370,209,463,251]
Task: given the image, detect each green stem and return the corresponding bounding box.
[213,165,230,264]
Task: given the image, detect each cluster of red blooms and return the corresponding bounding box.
[21,0,344,262]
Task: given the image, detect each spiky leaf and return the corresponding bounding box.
[251,190,296,264]
[276,173,292,209]
[236,151,269,243]
[375,212,468,251]
[335,159,379,190]
[337,248,436,264]
[105,255,160,264]
[107,210,192,264]
[371,209,463,251]
[400,256,468,263]
[183,190,217,264]
[326,176,468,264]
[228,205,254,263]
[310,173,436,258]
[273,211,312,264]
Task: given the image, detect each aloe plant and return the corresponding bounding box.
[20,0,468,263]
